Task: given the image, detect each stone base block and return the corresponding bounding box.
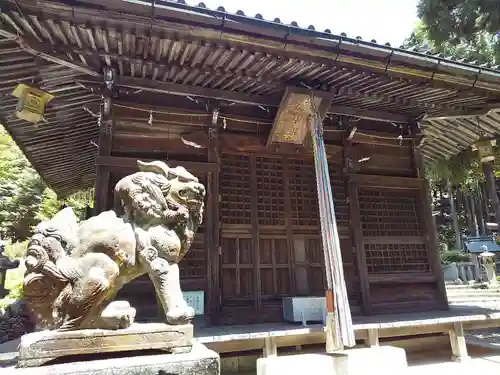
[257,346,408,375]
[17,323,193,367]
[2,342,218,375]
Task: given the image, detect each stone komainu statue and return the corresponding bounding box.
[0,160,205,343]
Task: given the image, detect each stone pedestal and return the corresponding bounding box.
[18,323,193,367]
[2,342,219,375]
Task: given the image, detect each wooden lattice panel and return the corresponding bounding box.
[179,233,205,279]
[364,243,430,274]
[288,158,319,227]
[358,189,421,237]
[255,157,286,226]
[328,162,349,229]
[220,154,251,225]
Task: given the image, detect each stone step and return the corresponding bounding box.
[449,301,500,308]
[446,293,500,299]
[445,285,500,291]
[446,288,500,294]
[447,296,500,303]
[446,284,498,289]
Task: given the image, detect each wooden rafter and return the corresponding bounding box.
[79,78,413,124]
[10,0,500,101]
[0,19,468,118]
[0,29,99,76]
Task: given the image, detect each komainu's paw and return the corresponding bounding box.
[166,305,195,325]
[94,301,136,330]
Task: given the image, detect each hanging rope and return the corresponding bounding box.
[309,97,356,349]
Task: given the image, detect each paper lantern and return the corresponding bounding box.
[11,84,54,124]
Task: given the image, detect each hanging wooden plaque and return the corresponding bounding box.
[267,87,331,147]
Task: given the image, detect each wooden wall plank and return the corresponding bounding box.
[96,155,218,173]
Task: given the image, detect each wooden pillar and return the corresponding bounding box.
[250,155,262,312]
[344,141,371,315]
[94,67,115,214]
[449,322,470,362]
[206,109,221,326]
[412,141,448,309]
[282,157,297,295]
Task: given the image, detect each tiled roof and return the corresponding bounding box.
[156,0,500,71]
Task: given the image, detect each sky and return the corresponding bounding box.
[186,0,420,47]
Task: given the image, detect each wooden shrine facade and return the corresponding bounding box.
[92,99,447,325]
[2,0,500,327]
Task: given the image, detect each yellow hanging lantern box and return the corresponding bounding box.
[11,84,54,124]
[472,138,496,163]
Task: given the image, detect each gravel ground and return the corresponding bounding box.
[467,328,500,344]
[451,301,500,344]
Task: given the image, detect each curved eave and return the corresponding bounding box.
[420,111,500,162]
[0,39,99,197]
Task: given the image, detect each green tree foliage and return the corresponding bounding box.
[415,0,500,64]
[0,126,92,242]
[404,20,497,65]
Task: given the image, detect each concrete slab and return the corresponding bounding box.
[257,346,407,375]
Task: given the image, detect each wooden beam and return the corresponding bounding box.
[96,155,218,173]
[348,174,423,190]
[78,76,280,107]
[123,82,410,124]
[180,130,343,157]
[329,106,410,124]
[351,130,415,147]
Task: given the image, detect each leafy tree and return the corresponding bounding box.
[0,126,46,241]
[403,20,497,65]
[415,0,500,64]
[0,126,92,242]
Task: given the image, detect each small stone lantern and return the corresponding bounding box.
[478,245,497,285]
[0,240,20,299]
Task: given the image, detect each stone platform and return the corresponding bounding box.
[18,323,193,367]
[257,346,408,375]
[3,342,219,375]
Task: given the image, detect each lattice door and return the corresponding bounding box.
[255,156,286,227]
[288,158,320,227]
[219,154,257,323]
[358,188,430,274]
[220,154,251,226]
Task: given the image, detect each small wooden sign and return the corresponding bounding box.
[267,87,331,147]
